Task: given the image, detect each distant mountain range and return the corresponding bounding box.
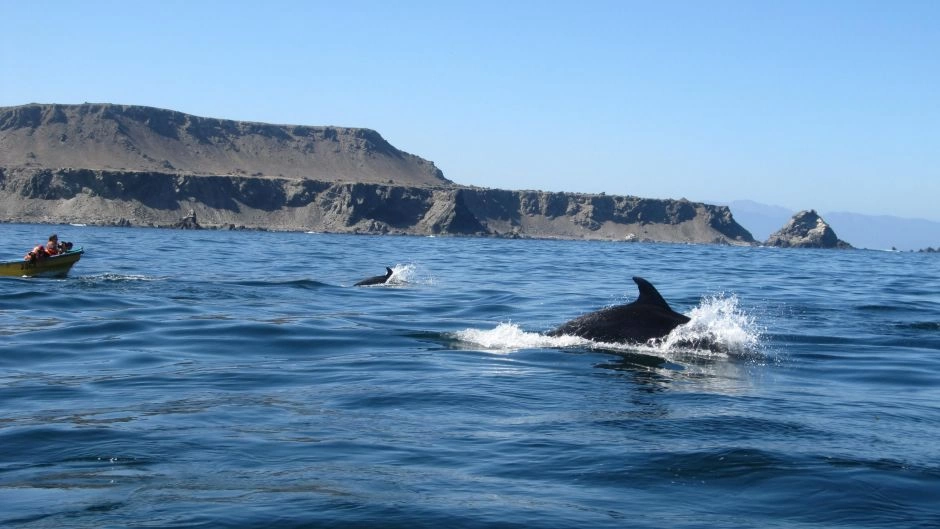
[723,200,939,251]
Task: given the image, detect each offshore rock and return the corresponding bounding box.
[765,210,853,249]
[168,209,202,230]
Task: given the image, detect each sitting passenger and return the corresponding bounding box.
[24,244,48,262]
[24,234,68,262]
[44,234,60,256]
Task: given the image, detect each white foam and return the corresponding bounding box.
[454,322,588,353]
[660,293,761,357]
[385,263,435,286]
[92,274,165,282]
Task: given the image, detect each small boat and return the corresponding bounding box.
[0,248,84,278]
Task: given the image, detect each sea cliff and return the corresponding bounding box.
[0,167,752,243]
[0,103,755,244]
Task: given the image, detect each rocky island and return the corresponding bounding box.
[765,210,853,249]
[1,103,755,244]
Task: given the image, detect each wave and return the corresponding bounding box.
[898,321,940,331]
[77,273,168,283]
[227,278,332,289]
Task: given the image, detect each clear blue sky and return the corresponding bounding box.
[2,0,938,220]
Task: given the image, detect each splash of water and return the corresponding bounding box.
[659,293,762,357]
[454,322,587,353]
[387,263,435,286]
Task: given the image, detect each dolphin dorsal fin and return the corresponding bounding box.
[385,267,394,278]
[632,276,672,309]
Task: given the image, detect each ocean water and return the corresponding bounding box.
[1,224,938,528]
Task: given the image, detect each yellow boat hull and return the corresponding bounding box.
[0,249,84,278]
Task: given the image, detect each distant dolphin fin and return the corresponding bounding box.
[632,276,673,310]
[385,267,394,278]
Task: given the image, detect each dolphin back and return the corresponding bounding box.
[354,266,394,286]
[549,276,690,343]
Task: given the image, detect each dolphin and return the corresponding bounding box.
[354,266,394,286]
[548,276,691,344]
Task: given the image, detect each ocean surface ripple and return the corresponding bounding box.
[2,225,938,528]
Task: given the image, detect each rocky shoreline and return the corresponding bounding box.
[0,166,755,244]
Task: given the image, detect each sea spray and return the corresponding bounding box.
[454,323,588,353]
[388,263,434,286]
[660,293,762,357]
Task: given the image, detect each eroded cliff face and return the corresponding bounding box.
[0,167,755,244]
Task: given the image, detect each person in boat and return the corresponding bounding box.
[24,234,69,262]
[45,234,61,256]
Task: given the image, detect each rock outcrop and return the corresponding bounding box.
[0,103,757,244]
[765,210,853,249]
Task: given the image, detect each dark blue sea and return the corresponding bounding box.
[1,224,938,528]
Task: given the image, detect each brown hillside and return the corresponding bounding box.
[0,103,449,187]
